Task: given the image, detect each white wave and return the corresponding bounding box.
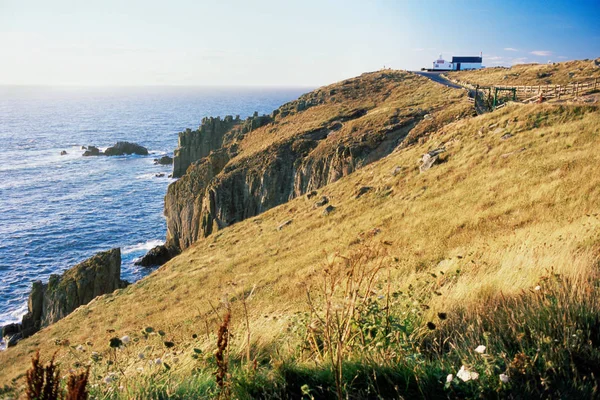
[122,239,164,255]
[136,172,170,180]
[0,304,28,325]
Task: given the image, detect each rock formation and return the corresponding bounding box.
[154,155,174,165]
[164,112,424,251]
[159,71,466,255]
[5,248,127,345]
[420,147,446,172]
[172,114,274,178]
[82,142,148,157]
[134,244,179,267]
[104,142,148,156]
[82,146,101,156]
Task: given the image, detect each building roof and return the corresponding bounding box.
[452,56,482,63]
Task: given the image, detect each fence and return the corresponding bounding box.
[511,79,598,101]
[462,78,598,111]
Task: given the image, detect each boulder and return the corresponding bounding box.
[314,196,329,207]
[82,146,101,156]
[323,205,336,216]
[134,245,179,267]
[1,323,21,339]
[154,155,173,165]
[420,147,446,173]
[18,248,126,342]
[278,220,293,231]
[355,186,373,199]
[104,142,148,156]
[328,121,343,131]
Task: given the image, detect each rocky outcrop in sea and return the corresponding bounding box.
[82,142,148,156]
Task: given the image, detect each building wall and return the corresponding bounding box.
[459,62,483,70]
[433,60,454,70]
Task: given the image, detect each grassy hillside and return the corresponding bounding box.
[1,69,600,399]
[165,71,473,250]
[447,58,600,86]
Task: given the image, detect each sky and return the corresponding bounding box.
[1,0,599,87]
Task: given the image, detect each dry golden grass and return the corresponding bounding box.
[1,98,599,394]
[447,58,600,86]
[233,70,470,165]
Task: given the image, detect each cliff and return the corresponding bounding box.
[172,113,274,178]
[165,71,472,250]
[17,248,126,341]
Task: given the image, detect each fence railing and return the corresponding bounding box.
[452,77,599,112]
[511,79,598,100]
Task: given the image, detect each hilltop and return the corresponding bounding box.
[1,60,599,399]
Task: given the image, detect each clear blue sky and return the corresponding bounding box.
[1,0,598,86]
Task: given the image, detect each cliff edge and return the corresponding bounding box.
[165,70,471,251]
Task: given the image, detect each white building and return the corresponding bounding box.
[430,54,483,71]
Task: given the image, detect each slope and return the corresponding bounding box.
[0,70,599,398]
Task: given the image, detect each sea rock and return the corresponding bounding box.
[154,155,173,165]
[104,142,148,156]
[82,146,101,156]
[1,323,20,337]
[135,245,179,267]
[155,173,165,178]
[420,147,446,172]
[60,150,67,156]
[19,248,126,341]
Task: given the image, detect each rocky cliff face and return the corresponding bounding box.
[163,71,469,252]
[173,113,273,178]
[19,248,126,339]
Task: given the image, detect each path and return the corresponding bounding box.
[412,71,463,89]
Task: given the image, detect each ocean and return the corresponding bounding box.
[0,85,307,342]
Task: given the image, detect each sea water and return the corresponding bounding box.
[0,86,307,339]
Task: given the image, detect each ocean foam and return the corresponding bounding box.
[122,239,164,255]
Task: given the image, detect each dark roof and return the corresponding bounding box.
[452,56,482,63]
